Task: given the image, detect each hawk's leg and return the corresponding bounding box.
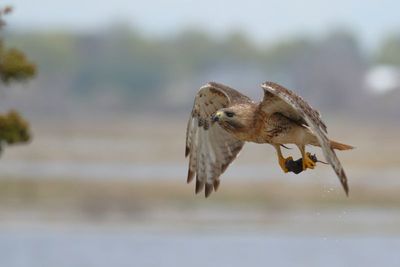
[274,144,293,173]
[297,144,316,170]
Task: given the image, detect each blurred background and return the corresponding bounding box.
[1,0,400,266]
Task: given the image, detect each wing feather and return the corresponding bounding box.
[185,82,248,197]
[261,81,348,195]
[261,81,327,133]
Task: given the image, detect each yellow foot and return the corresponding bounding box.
[279,156,293,173]
[302,152,316,170]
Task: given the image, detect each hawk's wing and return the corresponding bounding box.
[185,82,251,197]
[260,81,349,195]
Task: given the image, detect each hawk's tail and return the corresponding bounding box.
[330,140,354,151]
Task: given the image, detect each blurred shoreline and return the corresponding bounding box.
[1,176,400,233]
[0,119,398,229]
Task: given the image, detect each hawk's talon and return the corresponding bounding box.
[279,156,293,173]
[302,152,316,170]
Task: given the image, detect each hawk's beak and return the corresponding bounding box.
[211,111,223,122]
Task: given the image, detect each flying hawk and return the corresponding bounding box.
[185,81,354,197]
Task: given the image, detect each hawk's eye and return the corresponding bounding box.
[225,111,235,118]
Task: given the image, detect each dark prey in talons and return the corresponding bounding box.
[285,154,318,174]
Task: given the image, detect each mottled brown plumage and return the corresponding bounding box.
[185,81,353,197]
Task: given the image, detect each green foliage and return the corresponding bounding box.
[0,46,36,84]
[0,6,35,151]
[0,110,30,146]
[0,6,36,84]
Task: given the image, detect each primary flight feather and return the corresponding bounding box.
[185,81,353,197]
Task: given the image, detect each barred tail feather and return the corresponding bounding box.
[330,140,354,151]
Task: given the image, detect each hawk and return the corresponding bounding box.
[185,81,354,197]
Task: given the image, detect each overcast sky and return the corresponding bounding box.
[5,0,400,49]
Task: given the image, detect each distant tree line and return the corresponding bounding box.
[6,24,400,118]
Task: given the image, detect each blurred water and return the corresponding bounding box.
[0,160,399,187]
[0,160,279,180]
[0,225,399,267]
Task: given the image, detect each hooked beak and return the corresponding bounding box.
[211,111,223,122]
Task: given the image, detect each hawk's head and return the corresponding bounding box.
[211,104,255,133]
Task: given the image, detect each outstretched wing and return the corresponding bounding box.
[185,82,251,197]
[260,81,349,195]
